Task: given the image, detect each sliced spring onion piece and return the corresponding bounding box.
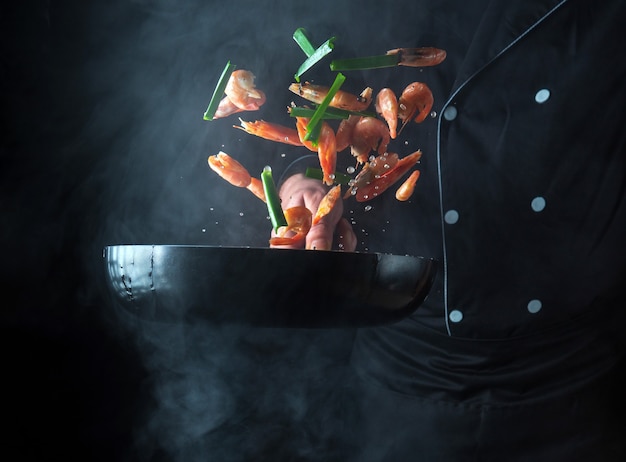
[305,167,352,185]
[303,72,346,143]
[288,106,348,120]
[294,37,335,82]
[261,166,287,232]
[329,54,399,71]
[203,61,236,121]
[292,28,316,57]
[289,105,375,119]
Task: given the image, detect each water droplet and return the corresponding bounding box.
[383,164,390,169]
[215,221,219,225]
[338,243,344,249]
[263,165,272,173]
[363,195,369,199]
[281,153,286,158]
[202,228,206,233]
[364,205,372,212]
[430,111,437,118]
[404,140,409,145]
[209,207,214,211]
[329,173,335,180]
[346,166,355,174]
[239,212,244,216]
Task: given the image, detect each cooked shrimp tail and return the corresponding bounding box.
[313,185,342,225]
[395,170,420,201]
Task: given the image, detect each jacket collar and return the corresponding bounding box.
[450,0,569,97]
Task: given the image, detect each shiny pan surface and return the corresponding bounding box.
[103,245,437,327]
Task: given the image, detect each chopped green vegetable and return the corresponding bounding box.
[303,72,346,144]
[289,106,347,120]
[305,167,352,185]
[329,53,399,71]
[292,28,316,57]
[203,61,236,121]
[261,166,287,232]
[289,105,375,120]
[290,107,347,120]
[294,37,335,82]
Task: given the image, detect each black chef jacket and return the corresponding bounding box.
[337,0,626,460]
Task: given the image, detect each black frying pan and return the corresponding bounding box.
[103,245,437,328]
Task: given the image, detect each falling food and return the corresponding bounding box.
[208,151,266,202]
[395,170,421,201]
[203,28,447,247]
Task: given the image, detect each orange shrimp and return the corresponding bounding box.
[289,82,373,112]
[313,185,342,225]
[207,151,266,202]
[247,177,266,202]
[395,170,421,201]
[213,96,244,119]
[386,47,447,67]
[295,117,337,186]
[398,82,434,133]
[235,119,304,146]
[335,114,361,152]
[269,206,312,246]
[352,150,422,202]
[375,88,399,139]
[350,116,391,164]
[211,70,267,120]
[344,152,399,198]
[225,69,266,111]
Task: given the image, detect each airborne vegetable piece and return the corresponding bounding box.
[294,38,336,82]
[292,28,336,82]
[261,166,288,232]
[300,72,346,143]
[292,28,316,57]
[203,61,236,121]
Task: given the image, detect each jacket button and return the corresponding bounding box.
[444,209,459,224]
[534,89,551,103]
[527,299,542,313]
[443,105,458,121]
[449,309,463,323]
[531,196,546,212]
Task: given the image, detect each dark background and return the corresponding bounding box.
[2,1,428,460]
[1,0,453,459]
